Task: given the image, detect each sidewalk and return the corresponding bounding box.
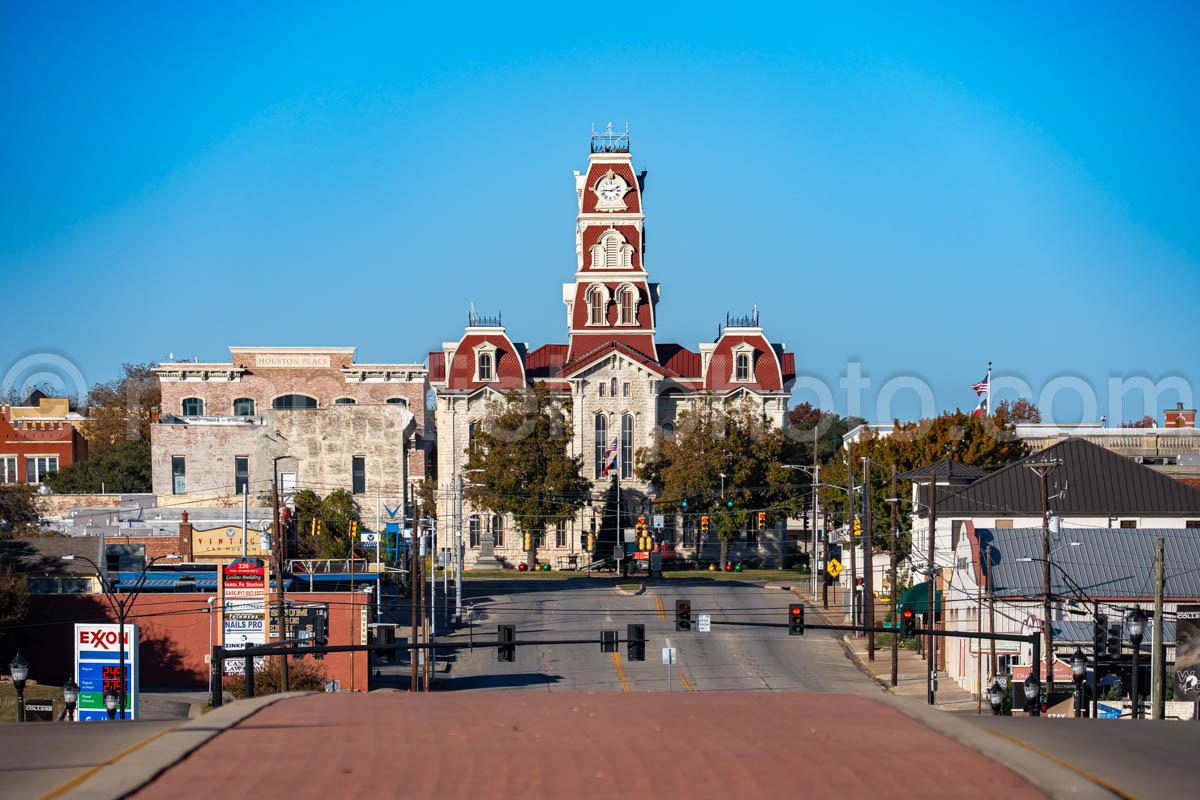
[797,586,983,715]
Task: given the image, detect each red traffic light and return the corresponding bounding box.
[758,512,766,520]
[902,609,914,620]
[790,606,802,615]
[638,516,646,524]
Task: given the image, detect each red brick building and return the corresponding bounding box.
[0,397,88,485]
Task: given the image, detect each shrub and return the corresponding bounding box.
[223,656,329,698]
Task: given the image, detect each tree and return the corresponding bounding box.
[785,403,865,466]
[0,486,40,537]
[995,398,1041,424]
[0,563,30,645]
[464,384,590,569]
[638,399,794,568]
[79,363,160,452]
[1122,415,1157,429]
[292,489,359,560]
[45,440,151,494]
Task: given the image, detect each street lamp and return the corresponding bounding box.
[9,652,29,723]
[63,552,178,720]
[885,495,939,706]
[987,680,1005,715]
[103,689,120,720]
[62,678,79,722]
[1023,673,1040,714]
[1128,606,1147,720]
[1071,647,1087,718]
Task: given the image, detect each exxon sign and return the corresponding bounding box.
[74,623,139,721]
[78,627,132,651]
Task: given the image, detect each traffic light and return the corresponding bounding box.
[1107,621,1123,658]
[310,518,317,536]
[350,520,358,538]
[627,624,646,661]
[1093,613,1108,656]
[901,608,917,639]
[497,624,516,662]
[681,497,689,510]
[316,519,324,537]
[725,499,734,509]
[523,532,533,551]
[757,512,767,531]
[700,515,710,535]
[852,516,862,537]
[789,604,805,635]
[586,532,595,552]
[675,599,692,631]
[601,630,618,653]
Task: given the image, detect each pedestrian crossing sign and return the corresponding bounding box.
[826,558,843,578]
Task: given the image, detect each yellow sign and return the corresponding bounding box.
[192,526,270,560]
[826,558,843,578]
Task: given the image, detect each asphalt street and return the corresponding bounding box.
[433,577,879,695]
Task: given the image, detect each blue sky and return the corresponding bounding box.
[2,1,1197,423]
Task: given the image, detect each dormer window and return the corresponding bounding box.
[473,342,498,382]
[616,284,640,325]
[731,345,755,383]
[589,230,634,270]
[587,285,606,325]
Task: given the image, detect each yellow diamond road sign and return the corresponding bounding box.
[826,558,843,578]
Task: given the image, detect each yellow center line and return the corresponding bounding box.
[610,651,630,691]
[41,725,177,800]
[677,672,695,691]
[655,594,667,620]
[981,727,1137,800]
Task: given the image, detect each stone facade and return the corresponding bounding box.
[431,134,796,569]
[152,348,427,510]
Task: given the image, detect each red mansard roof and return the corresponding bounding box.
[658,344,701,378]
[580,162,642,215]
[526,344,569,379]
[428,352,446,383]
[561,339,673,379]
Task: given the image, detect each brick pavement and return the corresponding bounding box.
[129,692,1044,799]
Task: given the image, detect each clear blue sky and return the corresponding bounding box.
[2,1,1197,424]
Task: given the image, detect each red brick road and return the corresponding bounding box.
[131,693,1044,799]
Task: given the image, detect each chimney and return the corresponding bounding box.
[179,511,194,561]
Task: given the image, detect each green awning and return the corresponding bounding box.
[898,580,942,615]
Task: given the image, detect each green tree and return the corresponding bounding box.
[464,384,590,569]
[45,440,151,494]
[0,486,40,536]
[292,488,359,560]
[639,399,794,567]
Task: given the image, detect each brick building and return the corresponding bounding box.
[151,347,429,510]
[0,397,88,485]
[431,128,796,568]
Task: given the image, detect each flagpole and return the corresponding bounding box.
[987,360,992,415]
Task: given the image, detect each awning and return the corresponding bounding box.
[898,580,942,615]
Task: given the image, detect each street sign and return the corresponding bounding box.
[1176,605,1200,700]
[649,552,662,572]
[623,529,636,543]
[826,557,843,578]
[652,514,664,529]
[613,545,625,562]
[360,532,380,548]
[697,613,711,633]
[662,647,677,665]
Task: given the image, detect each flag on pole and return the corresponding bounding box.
[971,375,989,396]
[971,365,992,417]
[973,394,988,417]
[603,437,619,475]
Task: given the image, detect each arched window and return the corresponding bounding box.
[610,377,618,397]
[594,414,608,478]
[598,381,606,398]
[478,352,493,381]
[621,414,634,479]
[661,422,675,436]
[232,398,255,416]
[618,287,636,325]
[588,286,606,325]
[491,515,504,548]
[273,394,317,410]
[735,352,751,382]
[469,515,481,547]
[333,397,356,405]
[468,420,478,454]
[181,397,204,417]
[385,397,408,406]
[605,235,619,268]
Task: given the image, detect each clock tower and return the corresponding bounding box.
[564,124,658,363]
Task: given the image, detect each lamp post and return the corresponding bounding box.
[1015,551,1093,717]
[1023,673,1040,715]
[1128,606,1147,720]
[62,678,79,722]
[1071,647,1087,718]
[63,552,177,720]
[987,680,1005,715]
[885,495,936,702]
[9,653,29,723]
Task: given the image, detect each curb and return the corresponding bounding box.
[613,583,645,596]
[60,692,312,800]
[875,695,1117,800]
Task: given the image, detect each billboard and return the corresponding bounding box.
[1174,604,1200,700]
[74,623,139,721]
[193,525,271,560]
[221,559,269,675]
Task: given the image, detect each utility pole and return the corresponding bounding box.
[410,501,421,691]
[822,509,830,609]
[1025,457,1060,696]
[1152,536,1165,719]
[272,463,289,693]
[455,473,464,623]
[847,443,857,632]
[890,463,898,687]
[863,456,874,660]
[811,427,819,598]
[986,543,996,679]
[926,474,937,705]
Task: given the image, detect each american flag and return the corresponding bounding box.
[971,375,989,396]
[603,437,619,475]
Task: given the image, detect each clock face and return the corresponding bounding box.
[597,177,624,203]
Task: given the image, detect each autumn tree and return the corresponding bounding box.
[464,384,590,569]
[638,399,794,568]
[1122,415,1157,428]
[292,488,359,560]
[995,398,1041,424]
